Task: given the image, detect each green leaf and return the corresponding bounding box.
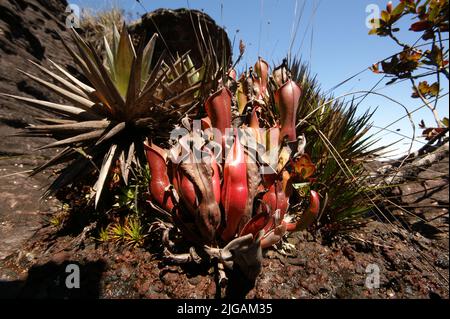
[141,33,158,88]
[429,82,440,96]
[391,1,406,16]
[368,28,378,35]
[381,10,391,23]
[112,23,120,56]
[442,117,449,128]
[428,4,440,22]
[114,23,135,97]
[67,30,126,114]
[185,55,200,85]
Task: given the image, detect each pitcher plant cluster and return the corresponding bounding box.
[144,55,322,279]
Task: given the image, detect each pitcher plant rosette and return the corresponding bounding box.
[145,58,320,282]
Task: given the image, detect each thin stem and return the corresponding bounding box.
[388,27,408,49]
[410,79,443,128]
[437,29,449,80]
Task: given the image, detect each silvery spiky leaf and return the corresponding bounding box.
[2,24,214,207]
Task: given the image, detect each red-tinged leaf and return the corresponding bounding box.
[239,212,270,237]
[172,163,197,216]
[370,63,380,73]
[221,130,249,242]
[260,223,287,249]
[204,87,232,144]
[144,141,174,212]
[422,127,447,140]
[254,57,269,96]
[410,20,432,31]
[260,181,289,233]
[386,1,393,13]
[275,80,301,142]
[292,154,316,180]
[228,68,237,81]
[293,190,320,231]
[439,22,449,32]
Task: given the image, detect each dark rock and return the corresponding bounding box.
[424,179,448,190]
[50,251,70,264]
[129,8,231,69]
[399,183,426,204]
[188,275,201,285]
[342,246,355,261]
[431,187,449,204]
[286,257,307,266]
[0,0,72,261]
[418,162,448,180]
[435,256,449,269]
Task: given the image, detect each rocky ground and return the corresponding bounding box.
[0,0,74,261]
[0,217,448,299]
[0,145,448,299]
[0,0,448,299]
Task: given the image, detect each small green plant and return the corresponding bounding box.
[113,164,151,213]
[48,204,71,228]
[49,213,67,228]
[114,186,137,211]
[97,227,110,243]
[124,217,147,247]
[103,217,147,247]
[109,222,127,243]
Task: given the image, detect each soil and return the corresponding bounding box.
[0,218,447,299]
[0,0,448,299]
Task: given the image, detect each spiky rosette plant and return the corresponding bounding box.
[290,58,388,230]
[2,24,217,206]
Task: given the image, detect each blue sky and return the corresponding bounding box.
[70,0,449,158]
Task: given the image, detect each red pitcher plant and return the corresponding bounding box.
[145,58,320,283]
